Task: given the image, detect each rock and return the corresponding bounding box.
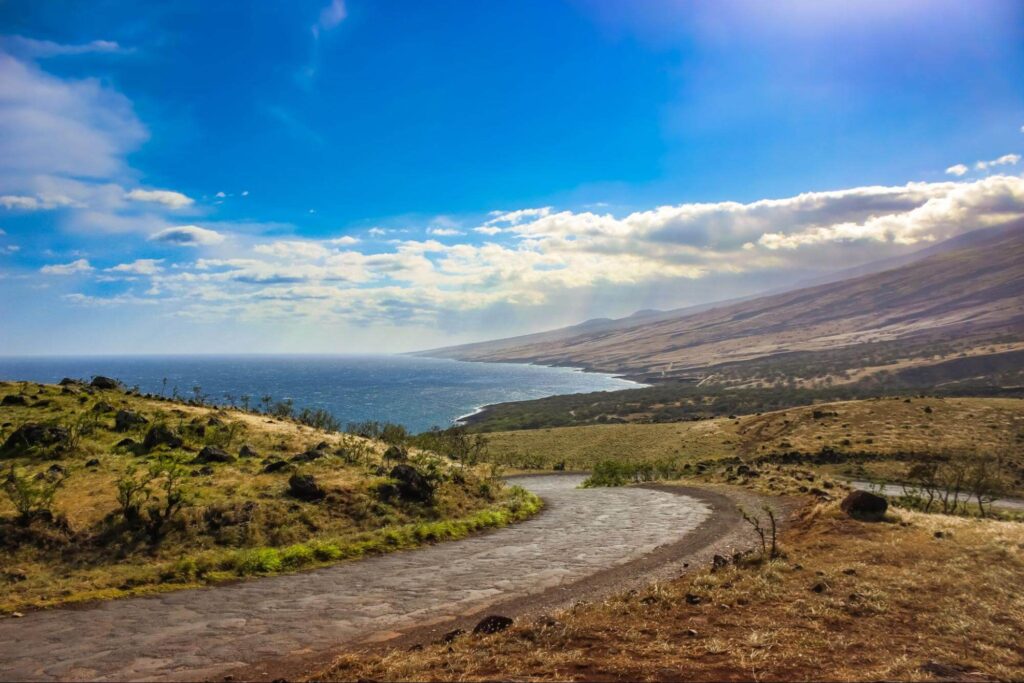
[292,449,326,463]
[115,437,138,449]
[389,464,434,503]
[193,446,235,464]
[440,628,466,643]
[206,416,225,427]
[114,410,149,432]
[840,490,888,519]
[85,458,101,468]
[685,628,699,637]
[1,395,29,407]
[58,378,80,386]
[314,441,330,451]
[473,615,513,635]
[711,554,729,571]
[382,444,408,463]
[47,463,66,476]
[90,376,121,390]
[685,593,702,605]
[92,401,115,414]
[142,425,183,451]
[1,423,70,455]
[262,459,291,473]
[811,581,830,593]
[288,473,326,501]
[238,444,258,458]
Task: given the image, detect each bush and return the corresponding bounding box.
[3,464,68,524]
[235,548,282,574]
[280,544,315,568]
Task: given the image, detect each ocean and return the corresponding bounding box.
[0,355,640,433]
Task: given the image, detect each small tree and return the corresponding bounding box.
[739,504,778,562]
[3,464,68,525]
[115,465,156,522]
[143,456,191,543]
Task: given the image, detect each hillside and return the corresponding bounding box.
[0,379,538,613]
[422,222,1024,386]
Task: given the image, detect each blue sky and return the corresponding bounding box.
[1,0,1023,354]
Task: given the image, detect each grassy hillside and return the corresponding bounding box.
[0,380,539,613]
[482,397,1024,493]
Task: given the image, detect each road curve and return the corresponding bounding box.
[0,475,712,682]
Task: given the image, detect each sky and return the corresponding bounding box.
[0,0,1022,355]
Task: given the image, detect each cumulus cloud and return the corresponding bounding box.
[945,163,968,177]
[125,188,194,208]
[975,153,1020,171]
[41,258,93,275]
[150,225,225,247]
[328,235,360,245]
[0,193,79,210]
[474,226,504,236]
[106,258,164,275]
[428,227,464,236]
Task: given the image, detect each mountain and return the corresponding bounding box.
[420,222,1024,386]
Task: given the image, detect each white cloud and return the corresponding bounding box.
[428,227,465,236]
[327,235,359,245]
[945,164,968,177]
[474,226,504,235]
[41,258,93,275]
[0,244,19,254]
[215,191,227,198]
[0,53,146,182]
[0,193,79,210]
[106,258,164,275]
[1,36,125,59]
[486,207,553,225]
[150,225,225,247]
[241,190,249,197]
[125,188,194,209]
[975,153,1020,171]
[368,227,388,237]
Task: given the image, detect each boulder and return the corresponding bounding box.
[473,615,513,635]
[288,473,325,501]
[206,416,225,427]
[58,378,80,386]
[314,441,330,451]
[389,464,434,503]
[142,425,183,451]
[90,376,121,390]
[1,423,69,455]
[292,449,326,464]
[440,628,466,644]
[193,446,235,464]
[262,459,291,474]
[1,395,29,407]
[115,437,138,449]
[92,402,115,414]
[238,444,258,458]
[85,458,101,468]
[840,490,888,519]
[383,444,408,463]
[114,410,149,432]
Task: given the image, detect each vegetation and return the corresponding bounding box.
[0,380,541,613]
[464,373,1024,432]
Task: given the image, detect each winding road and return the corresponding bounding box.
[0,475,728,682]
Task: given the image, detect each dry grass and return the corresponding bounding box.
[324,501,1024,682]
[483,396,1024,476]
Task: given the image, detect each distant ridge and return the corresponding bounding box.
[419,221,1024,384]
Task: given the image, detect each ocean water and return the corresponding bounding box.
[0,355,639,433]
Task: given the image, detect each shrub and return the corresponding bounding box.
[280,544,315,568]
[235,548,282,574]
[309,540,342,561]
[3,464,67,524]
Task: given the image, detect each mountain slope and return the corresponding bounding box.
[421,222,1024,384]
